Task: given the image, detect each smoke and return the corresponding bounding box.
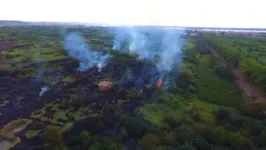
[63,32,111,71]
[112,29,127,50]
[39,86,49,97]
[112,27,185,88]
[156,30,184,73]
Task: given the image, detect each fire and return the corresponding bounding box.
[157,79,162,88]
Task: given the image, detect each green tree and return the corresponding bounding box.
[215,107,231,122]
[159,134,177,146]
[212,127,232,144]
[258,129,266,146]
[117,126,128,142]
[229,133,254,150]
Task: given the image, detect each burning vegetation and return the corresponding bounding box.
[1,25,266,150]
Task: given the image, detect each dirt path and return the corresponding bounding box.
[204,43,266,102]
[234,71,266,102]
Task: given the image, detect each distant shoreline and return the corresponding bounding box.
[0,20,266,32]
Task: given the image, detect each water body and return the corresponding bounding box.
[199,28,266,33]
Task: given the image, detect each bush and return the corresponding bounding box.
[159,134,177,146]
[117,127,128,142]
[227,114,244,128]
[228,133,254,150]
[164,115,182,129]
[223,123,237,132]
[258,129,266,146]
[193,137,211,150]
[194,123,214,138]
[215,107,231,122]
[25,130,40,140]
[123,117,157,137]
[178,126,196,143]
[177,143,197,150]
[126,89,143,100]
[212,127,232,144]
[139,134,160,150]
[70,94,84,108]
[42,125,62,144]
[214,65,234,81]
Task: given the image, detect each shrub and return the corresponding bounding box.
[228,133,254,150]
[193,137,211,150]
[123,117,157,137]
[42,125,62,144]
[212,127,232,144]
[117,127,128,142]
[25,130,40,140]
[159,134,177,146]
[223,123,237,132]
[215,107,231,122]
[139,134,160,150]
[177,143,197,150]
[227,114,244,128]
[258,129,266,146]
[70,94,84,108]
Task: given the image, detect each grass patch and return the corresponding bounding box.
[118,99,130,105]
[73,112,83,121]
[62,76,75,84]
[186,99,218,124]
[11,137,21,149]
[61,122,74,133]
[196,55,245,108]
[30,103,53,119]
[25,130,40,140]
[0,119,32,139]
[138,93,219,128]
[138,94,186,127]
[30,109,46,119]
[53,111,68,122]
[2,48,66,64]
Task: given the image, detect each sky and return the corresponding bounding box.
[0,0,265,28]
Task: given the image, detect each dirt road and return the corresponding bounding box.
[204,43,266,102]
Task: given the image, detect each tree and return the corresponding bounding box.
[70,94,84,108]
[228,133,254,150]
[212,127,232,144]
[193,137,211,150]
[117,126,128,142]
[159,134,177,146]
[123,117,156,137]
[258,129,266,146]
[215,107,231,122]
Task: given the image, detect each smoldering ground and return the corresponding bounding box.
[59,26,185,90]
[112,27,185,88]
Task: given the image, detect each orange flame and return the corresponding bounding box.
[157,79,162,88]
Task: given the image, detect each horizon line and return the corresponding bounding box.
[1,19,266,30]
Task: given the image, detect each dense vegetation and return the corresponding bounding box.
[203,33,266,92]
[0,26,266,150]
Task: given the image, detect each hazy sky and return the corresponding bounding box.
[1,0,265,28]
